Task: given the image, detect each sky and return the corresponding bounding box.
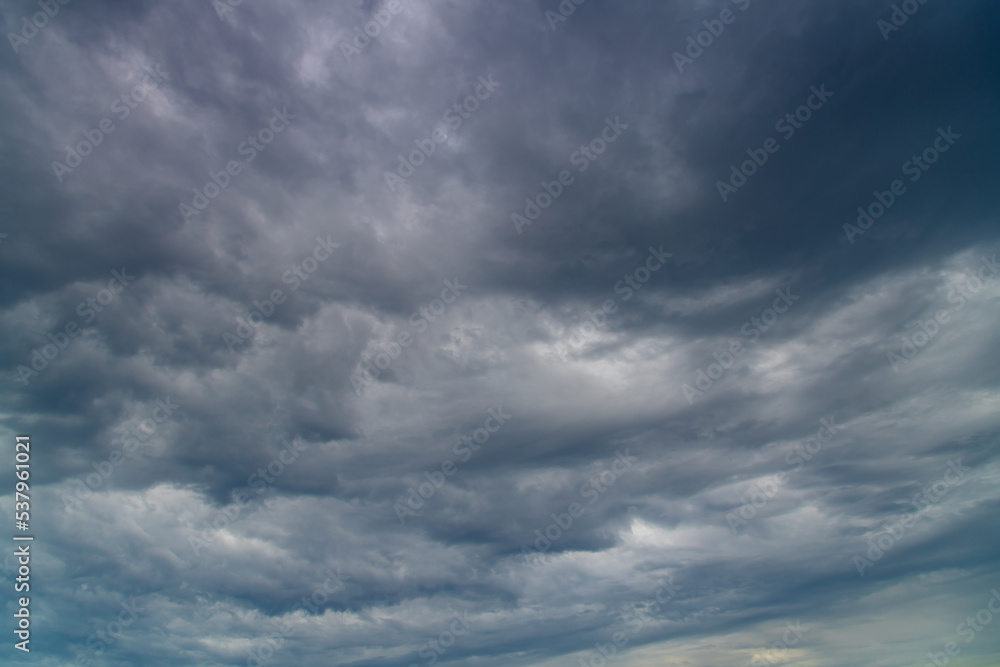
[1,0,999,665]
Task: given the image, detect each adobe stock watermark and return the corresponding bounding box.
[878,0,932,42]
[511,116,629,235]
[350,278,467,393]
[544,0,588,31]
[73,598,146,667]
[179,107,295,221]
[923,587,1000,667]
[245,567,349,667]
[843,126,960,244]
[384,75,501,193]
[577,576,681,667]
[852,457,969,576]
[682,285,800,404]
[62,396,181,511]
[340,0,404,63]
[7,0,71,54]
[189,437,309,558]
[213,0,246,19]
[726,416,845,533]
[407,612,473,667]
[52,65,170,182]
[554,245,672,360]
[520,449,638,560]
[672,0,751,73]
[394,406,512,523]
[886,253,997,371]
[717,84,834,202]
[223,235,340,352]
[749,621,808,667]
[15,267,136,386]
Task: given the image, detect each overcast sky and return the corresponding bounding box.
[2,0,1000,665]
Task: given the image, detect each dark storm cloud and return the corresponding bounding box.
[0,0,999,665]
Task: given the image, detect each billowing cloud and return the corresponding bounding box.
[1,0,999,665]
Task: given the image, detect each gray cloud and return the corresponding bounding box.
[1,0,999,665]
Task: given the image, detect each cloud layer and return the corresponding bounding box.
[1,0,999,665]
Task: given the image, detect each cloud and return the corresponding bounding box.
[1,0,999,664]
